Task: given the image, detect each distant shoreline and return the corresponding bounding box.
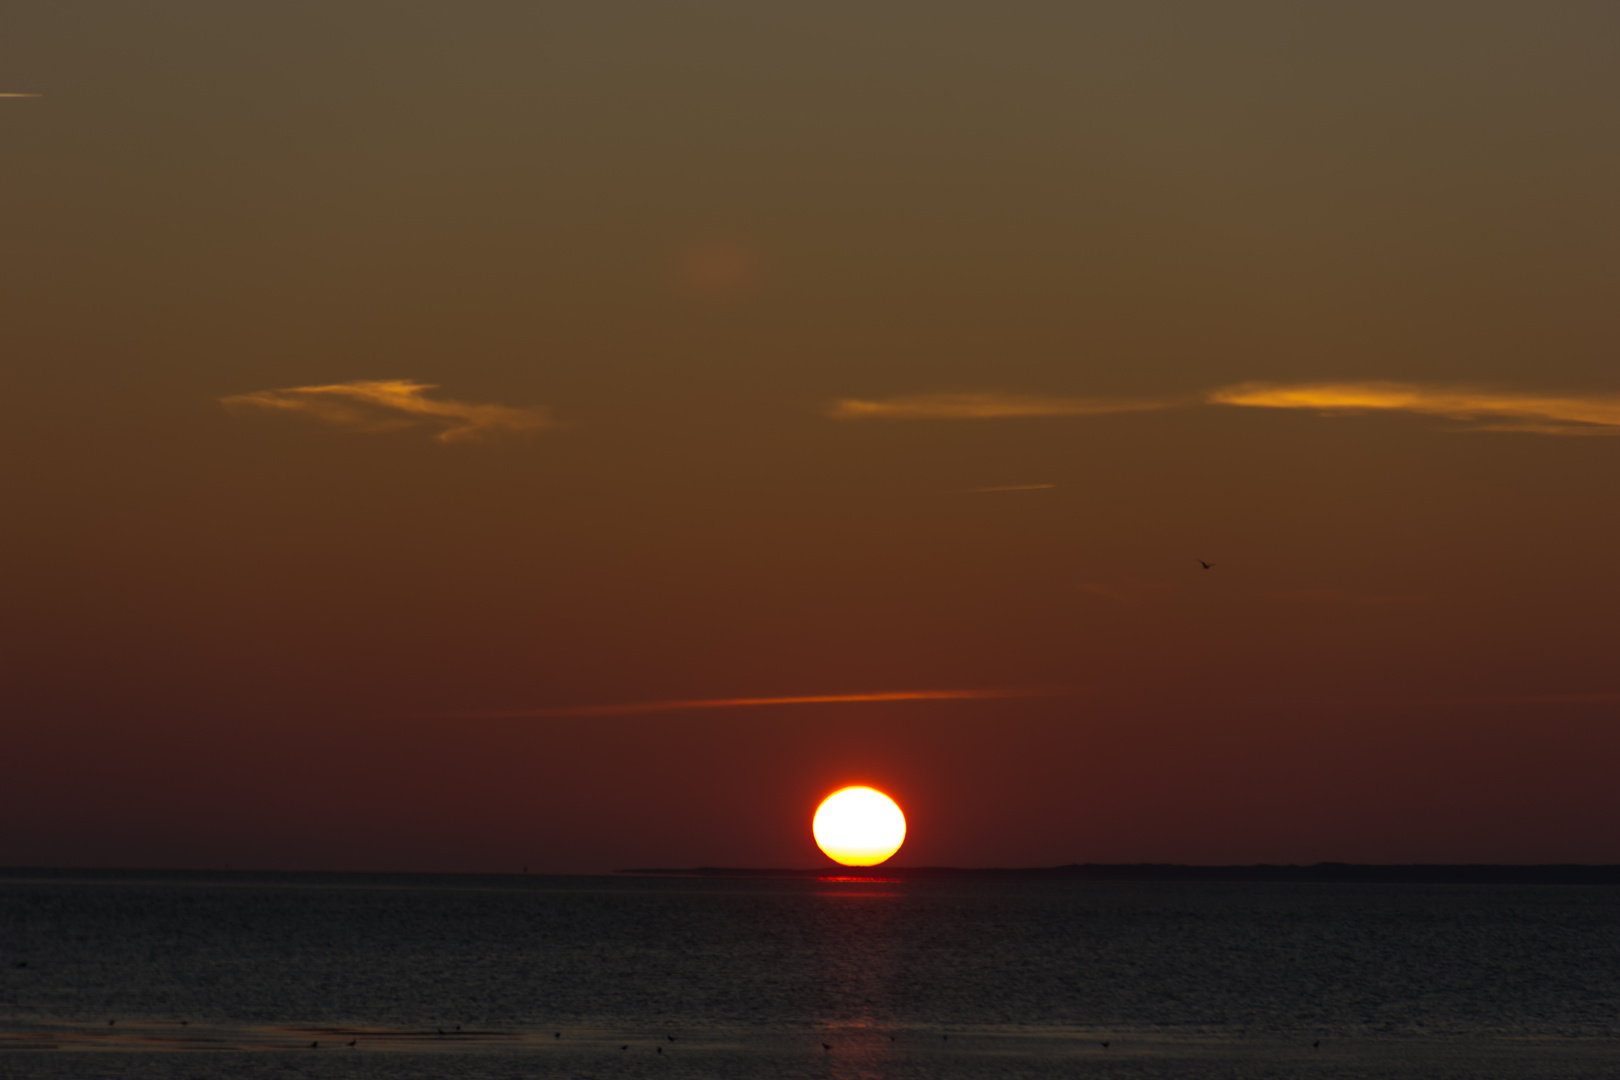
[620,864,1620,884]
[4,864,1619,885]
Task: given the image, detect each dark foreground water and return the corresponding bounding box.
[3,871,1619,1079]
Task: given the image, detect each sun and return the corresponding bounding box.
[813,787,907,866]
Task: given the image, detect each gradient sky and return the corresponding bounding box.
[4,1,1619,873]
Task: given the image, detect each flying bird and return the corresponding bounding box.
[1198,560,1215,570]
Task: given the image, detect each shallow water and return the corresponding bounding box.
[3,871,1619,1078]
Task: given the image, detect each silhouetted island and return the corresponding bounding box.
[617,864,1620,885]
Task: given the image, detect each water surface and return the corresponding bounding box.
[3,870,1618,1078]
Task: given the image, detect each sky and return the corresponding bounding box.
[3,1,1619,873]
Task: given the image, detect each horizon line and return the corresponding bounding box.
[5,861,1619,878]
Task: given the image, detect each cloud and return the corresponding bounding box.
[220,380,551,443]
[444,688,1055,719]
[1208,381,1620,435]
[828,393,1175,420]
[829,382,1620,436]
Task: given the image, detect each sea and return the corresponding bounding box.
[3,870,1620,1079]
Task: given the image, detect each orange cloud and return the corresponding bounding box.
[220,380,551,443]
[1208,381,1620,435]
[829,393,1175,420]
[447,688,1055,719]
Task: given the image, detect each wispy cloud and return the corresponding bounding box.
[1208,381,1620,435]
[966,483,1056,493]
[220,380,551,443]
[444,688,1055,720]
[829,382,1620,436]
[829,393,1175,421]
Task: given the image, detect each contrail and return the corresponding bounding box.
[445,687,1056,719]
[0,93,43,98]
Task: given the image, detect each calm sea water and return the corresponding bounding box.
[3,871,1619,1079]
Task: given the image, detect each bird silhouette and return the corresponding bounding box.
[347,1040,357,1047]
[620,1044,629,1051]
[309,1042,318,1048]
[1100,1041,1110,1048]
[822,1042,832,1051]
[657,1046,662,1054]
[554,1033,561,1039]
[1313,1040,1320,1049]
[107,1020,115,1027]
[1198,560,1215,570]
[14,961,25,968]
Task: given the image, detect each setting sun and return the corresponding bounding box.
[812,787,907,866]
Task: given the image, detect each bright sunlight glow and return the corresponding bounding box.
[812,787,907,866]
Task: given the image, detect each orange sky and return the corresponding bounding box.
[3,1,1619,871]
